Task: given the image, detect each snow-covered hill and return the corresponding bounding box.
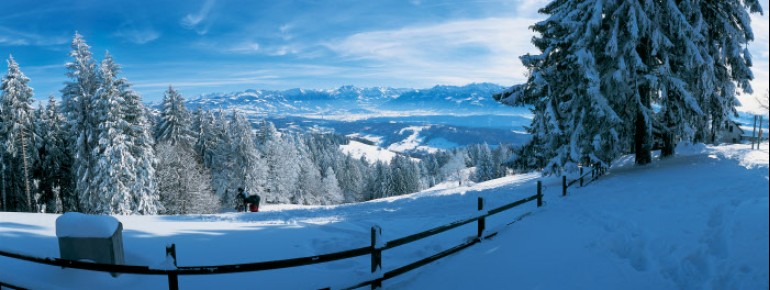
[1,142,767,289]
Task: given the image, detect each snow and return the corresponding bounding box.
[1,142,768,289]
[340,140,401,164]
[387,125,440,153]
[54,212,120,238]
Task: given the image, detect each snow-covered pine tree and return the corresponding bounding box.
[390,155,421,196]
[474,143,495,182]
[496,0,763,172]
[120,70,161,214]
[156,86,193,146]
[192,108,218,168]
[34,96,68,213]
[340,154,367,202]
[155,142,219,214]
[293,145,323,205]
[228,110,267,205]
[90,52,135,214]
[692,1,762,145]
[321,167,344,204]
[1,56,37,212]
[61,33,99,212]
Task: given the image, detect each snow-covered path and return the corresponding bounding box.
[0,143,767,289]
[393,143,769,289]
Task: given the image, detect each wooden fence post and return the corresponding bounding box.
[371,226,382,289]
[751,115,758,150]
[537,181,543,207]
[579,166,584,187]
[562,176,567,196]
[166,244,178,290]
[477,197,485,239]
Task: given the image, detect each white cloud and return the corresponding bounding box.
[738,9,770,114]
[0,26,68,46]
[325,17,539,87]
[113,28,160,44]
[181,0,216,35]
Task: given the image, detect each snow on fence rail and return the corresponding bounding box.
[0,167,608,290]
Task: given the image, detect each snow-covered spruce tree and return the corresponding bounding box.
[292,134,323,204]
[321,167,344,205]
[156,86,193,146]
[691,1,762,145]
[61,33,100,212]
[90,52,135,214]
[192,108,218,168]
[155,142,219,214]
[154,88,218,213]
[261,123,301,203]
[228,110,267,204]
[34,96,68,213]
[390,155,421,196]
[340,154,367,202]
[497,0,762,172]
[473,143,496,182]
[208,109,235,201]
[120,70,161,214]
[1,56,37,212]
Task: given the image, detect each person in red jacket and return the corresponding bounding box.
[238,188,261,212]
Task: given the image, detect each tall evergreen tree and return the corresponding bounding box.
[34,97,67,212]
[156,86,192,146]
[121,72,161,214]
[228,110,267,201]
[90,52,134,214]
[61,33,99,212]
[1,56,36,212]
[497,0,762,173]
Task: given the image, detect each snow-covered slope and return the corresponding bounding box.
[340,140,402,164]
[1,143,767,289]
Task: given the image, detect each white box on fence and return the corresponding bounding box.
[55,212,125,267]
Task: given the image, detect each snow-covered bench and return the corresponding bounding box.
[56,213,125,270]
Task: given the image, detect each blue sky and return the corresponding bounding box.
[0,0,768,111]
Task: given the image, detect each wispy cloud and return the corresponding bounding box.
[0,26,68,46]
[325,17,539,86]
[738,9,769,114]
[113,26,160,44]
[181,0,216,35]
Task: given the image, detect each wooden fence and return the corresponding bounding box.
[0,165,605,290]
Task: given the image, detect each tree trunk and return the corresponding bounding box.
[634,99,652,165]
[661,115,675,158]
[1,161,6,212]
[661,131,675,158]
[20,131,32,212]
[635,38,652,165]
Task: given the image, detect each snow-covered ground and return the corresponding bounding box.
[387,125,440,153]
[340,140,402,164]
[1,142,767,289]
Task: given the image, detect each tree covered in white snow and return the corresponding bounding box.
[61,33,100,212]
[155,142,219,214]
[156,86,192,146]
[34,96,68,213]
[1,56,37,212]
[497,0,763,174]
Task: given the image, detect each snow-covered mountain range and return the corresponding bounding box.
[184,83,532,154]
[186,83,519,116]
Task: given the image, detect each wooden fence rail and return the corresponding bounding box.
[0,171,605,289]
